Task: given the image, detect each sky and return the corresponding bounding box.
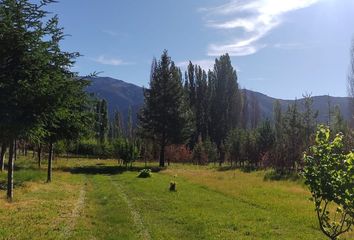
[47,0,354,99]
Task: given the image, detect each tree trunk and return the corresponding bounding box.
[159,140,165,167]
[47,142,53,183]
[14,140,17,161]
[37,144,42,168]
[0,143,6,172]
[7,140,14,201]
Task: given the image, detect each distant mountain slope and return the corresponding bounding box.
[244,90,351,123]
[86,76,351,123]
[86,77,144,121]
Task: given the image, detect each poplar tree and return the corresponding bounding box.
[138,50,193,167]
[209,54,241,147]
[302,93,318,146]
[99,99,108,144]
[127,106,133,140]
[240,89,249,129]
[195,66,209,141]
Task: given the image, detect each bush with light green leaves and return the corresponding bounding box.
[303,125,353,240]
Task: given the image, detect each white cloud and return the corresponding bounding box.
[203,0,321,56]
[92,56,133,66]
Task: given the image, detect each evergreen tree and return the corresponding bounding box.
[240,89,249,129]
[187,61,196,110]
[256,119,275,166]
[195,66,209,140]
[273,100,283,141]
[302,93,318,146]
[282,101,304,169]
[332,105,347,134]
[99,99,108,144]
[209,54,241,147]
[250,92,261,129]
[113,109,123,139]
[138,50,193,167]
[0,0,69,199]
[127,106,133,140]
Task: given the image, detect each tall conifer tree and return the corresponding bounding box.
[138,50,193,167]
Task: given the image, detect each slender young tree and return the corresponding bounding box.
[302,93,318,146]
[138,50,193,167]
[127,106,133,140]
[99,99,108,144]
[250,92,261,129]
[240,89,249,129]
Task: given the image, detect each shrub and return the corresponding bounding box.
[165,144,192,163]
[203,138,218,164]
[113,138,139,166]
[304,126,353,240]
[192,140,208,165]
[137,169,152,178]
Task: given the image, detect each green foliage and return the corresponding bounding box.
[256,119,275,154]
[209,54,241,147]
[192,139,207,165]
[75,138,113,158]
[113,138,139,166]
[225,129,243,165]
[138,169,152,178]
[138,50,193,167]
[304,125,354,239]
[203,138,218,163]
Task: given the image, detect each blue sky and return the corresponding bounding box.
[48,0,354,99]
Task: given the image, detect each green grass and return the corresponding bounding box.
[0,156,352,239]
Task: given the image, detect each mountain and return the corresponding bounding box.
[244,90,351,123]
[86,76,351,124]
[86,77,144,122]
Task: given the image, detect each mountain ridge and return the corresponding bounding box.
[86,76,351,123]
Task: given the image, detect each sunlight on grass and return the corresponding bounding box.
[0,157,352,239]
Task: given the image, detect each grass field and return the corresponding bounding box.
[0,156,353,240]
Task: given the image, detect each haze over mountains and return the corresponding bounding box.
[86,77,351,123]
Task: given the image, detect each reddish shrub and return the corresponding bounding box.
[165,145,192,163]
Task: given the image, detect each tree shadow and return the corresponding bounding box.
[217,165,258,173]
[263,170,302,182]
[62,165,163,175]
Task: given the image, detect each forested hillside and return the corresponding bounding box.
[88,76,351,123]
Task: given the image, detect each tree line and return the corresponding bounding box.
[138,50,354,170]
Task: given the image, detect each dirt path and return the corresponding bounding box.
[110,177,151,240]
[60,177,87,239]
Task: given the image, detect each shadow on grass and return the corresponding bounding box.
[217,165,258,173]
[263,170,301,182]
[0,181,24,190]
[62,165,164,175]
[0,168,46,190]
